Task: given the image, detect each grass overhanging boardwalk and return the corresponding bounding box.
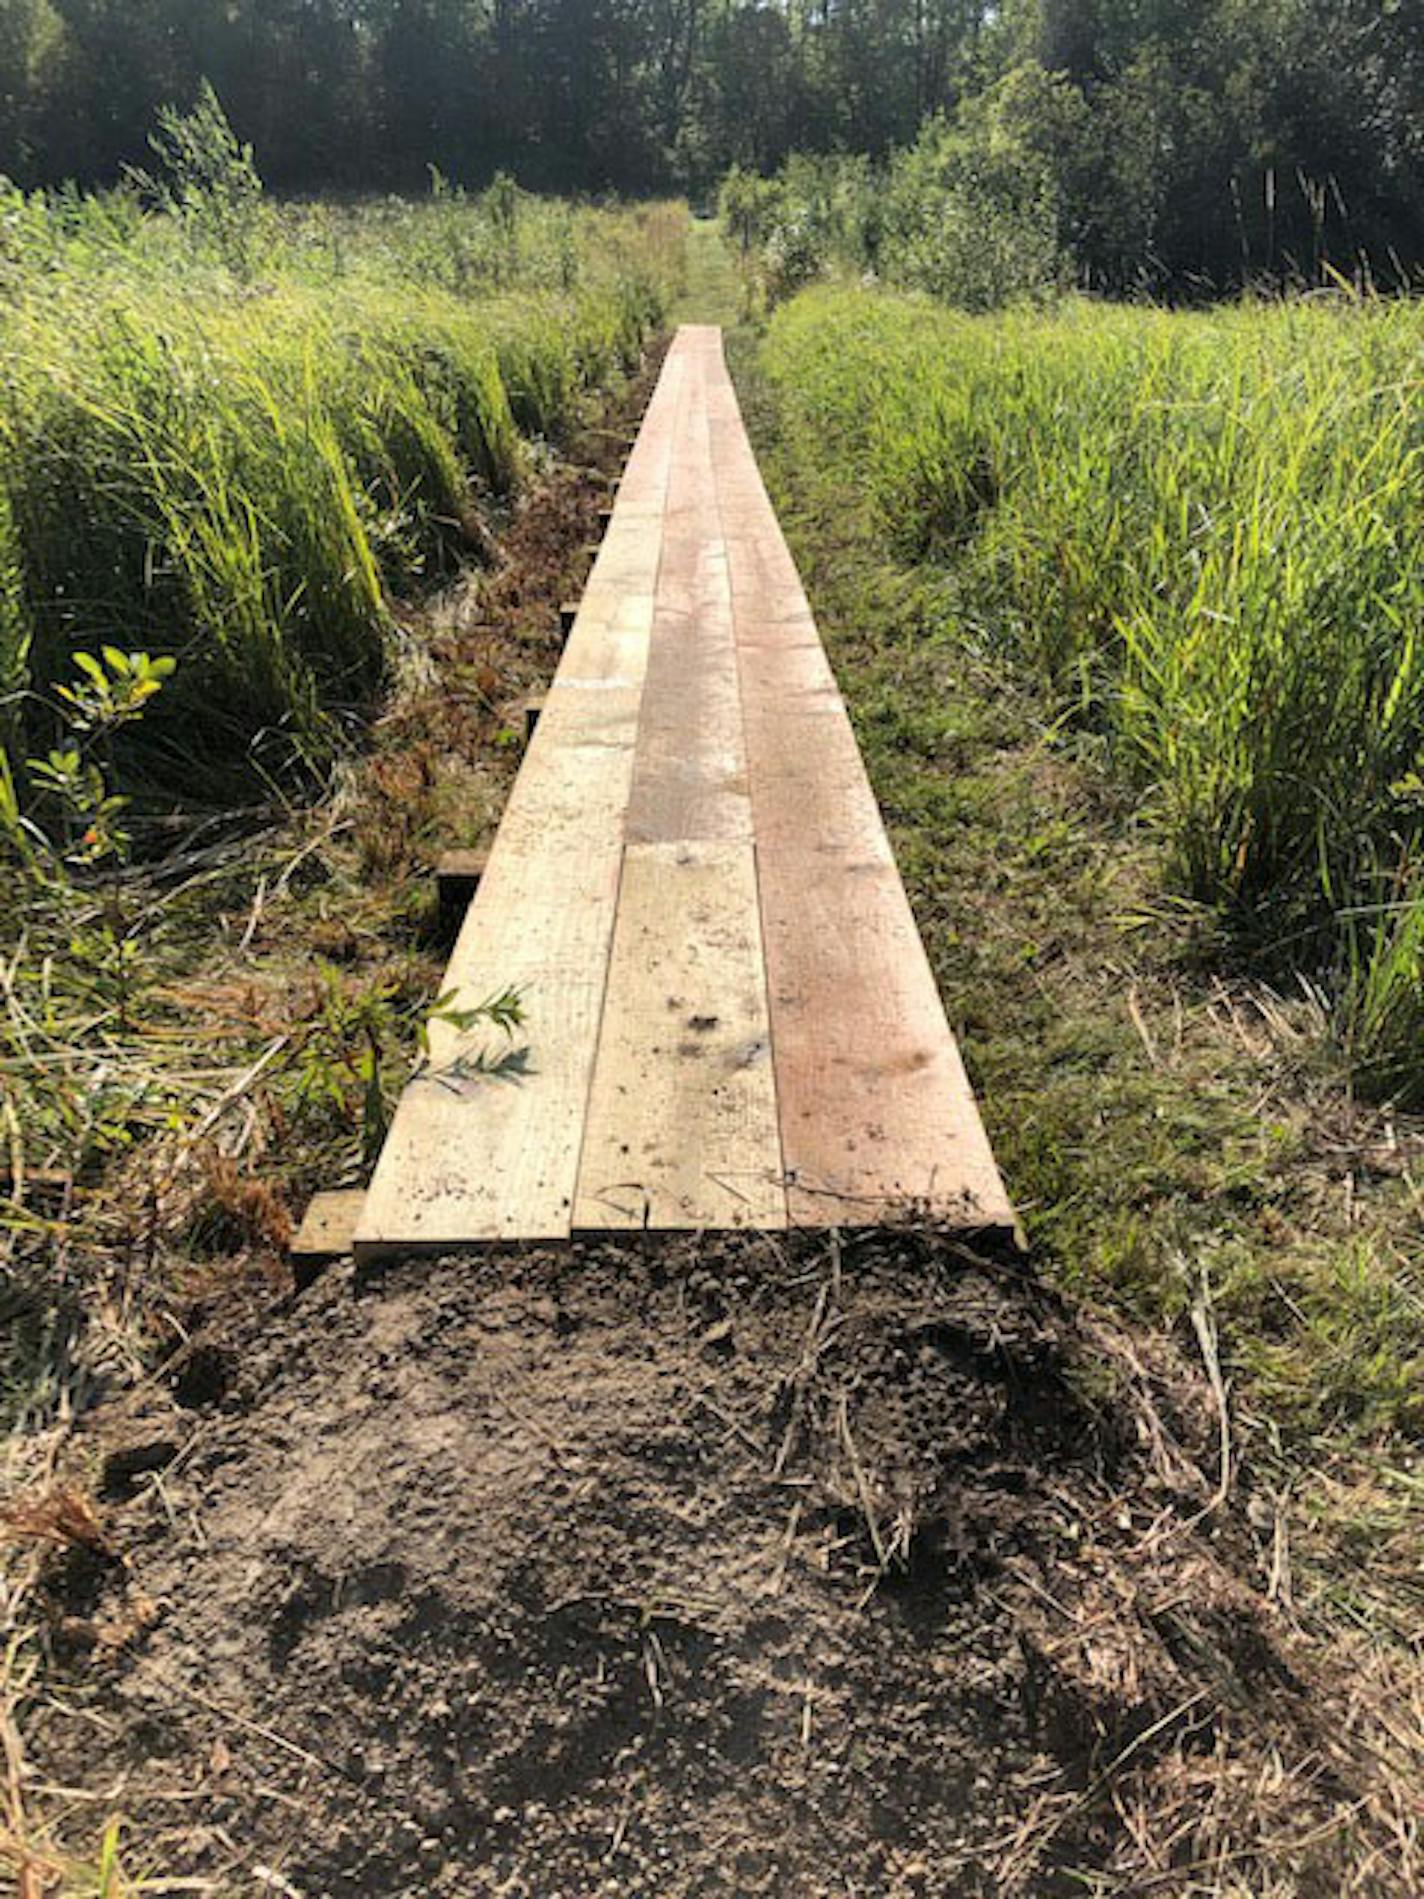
[355,326,1013,1259]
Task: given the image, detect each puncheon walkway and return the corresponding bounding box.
[355,327,1013,1259]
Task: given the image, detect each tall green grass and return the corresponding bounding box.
[0,186,676,798]
[761,286,1424,1099]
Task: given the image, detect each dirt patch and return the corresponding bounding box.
[17,1233,1406,1895]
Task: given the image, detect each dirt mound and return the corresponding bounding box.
[21,1235,1399,1894]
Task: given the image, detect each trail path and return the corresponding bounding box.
[357,326,1011,1256]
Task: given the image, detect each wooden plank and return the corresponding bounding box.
[573,842,785,1232]
[354,347,684,1259]
[757,849,1013,1229]
[292,1189,365,1287]
[703,332,1016,1235]
[553,592,655,695]
[356,741,635,1252]
[625,344,753,845]
[623,597,753,842]
[735,653,892,860]
[358,322,1012,1255]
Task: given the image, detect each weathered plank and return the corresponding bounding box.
[756,848,1012,1228]
[704,334,1015,1233]
[356,735,635,1252]
[574,841,784,1232]
[291,1189,366,1287]
[353,352,683,1259]
[625,342,752,846]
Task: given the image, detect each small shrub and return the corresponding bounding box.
[130,80,266,282]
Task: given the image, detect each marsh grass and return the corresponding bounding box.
[735,318,1424,1665]
[761,286,1424,1098]
[0,178,677,1482]
[0,184,675,802]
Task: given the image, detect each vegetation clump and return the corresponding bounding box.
[6,1,1424,303]
[0,96,674,804]
[0,100,678,1436]
[759,285,1424,1101]
[721,100,1069,312]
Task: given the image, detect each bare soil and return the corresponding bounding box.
[23,1231,1403,1895]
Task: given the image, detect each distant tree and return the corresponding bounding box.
[3,0,1424,296]
[0,0,72,181]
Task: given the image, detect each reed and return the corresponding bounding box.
[0,185,675,800]
[762,285,1424,1098]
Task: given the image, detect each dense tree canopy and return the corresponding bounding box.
[2,0,1423,290]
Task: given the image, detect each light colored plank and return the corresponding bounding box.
[356,741,636,1252]
[292,1189,365,1262]
[735,652,892,860]
[625,344,753,845]
[624,595,753,842]
[703,332,1015,1234]
[573,842,785,1232]
[354,348,685,1259]
[757,849,1014,1228]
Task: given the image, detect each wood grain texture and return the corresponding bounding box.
[574,841,784,1232]
[704,334,1016,1234]
[358,324,1014,1258]
[625,337,753,846]
[292,1189,365,1260]
[353,343,682,1259]
[354,714,639,1253]
[756,848,1013,1228]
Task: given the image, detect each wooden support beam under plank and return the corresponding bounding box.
[291,1188,365,1288]
[435,847,489,942]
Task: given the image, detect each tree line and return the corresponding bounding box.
[3,0,1424,291]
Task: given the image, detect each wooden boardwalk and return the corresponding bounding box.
[355,327,1012,1259]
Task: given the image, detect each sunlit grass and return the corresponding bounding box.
[761,286,1424,1099]
[0,191,678,800]
[739,313,1424,1648]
